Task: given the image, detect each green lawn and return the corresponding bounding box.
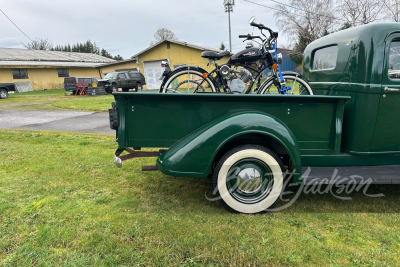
[3,89,114,112]
[51,95,114,112]
[1,130,400,266]
[9,89,67,97]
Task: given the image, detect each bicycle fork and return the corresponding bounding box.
[272,43,290,95]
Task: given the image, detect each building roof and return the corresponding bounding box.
[0,47,116,67]
[96,57,138,67]
[131,39,234,59]
[0,61,106,68]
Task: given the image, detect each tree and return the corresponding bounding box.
[101,48,113,59]
[113,54,123,60]
[150,28,178,45]
[274,0,336,65]
[383,0,400,22]
[51,40,122,59]
[339,0,383,26]
[219,42,226,51]
[23,38,53,50]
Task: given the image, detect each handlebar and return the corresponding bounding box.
[239,34,260,40]
[250,21,278,39]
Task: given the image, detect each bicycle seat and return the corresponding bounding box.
[201,50,230,60]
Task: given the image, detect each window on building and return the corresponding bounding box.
[167,42,171,49]
[388,40,400,79]
[12,69,28,79]
[57,69,69,77]
[312,46,338,71]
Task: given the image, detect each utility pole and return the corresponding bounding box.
[223,0,235,52]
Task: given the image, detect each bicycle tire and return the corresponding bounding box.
[257,74,313,95]
[160,67,217,93]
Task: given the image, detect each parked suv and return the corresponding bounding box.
[64,77,99,94]
[0,83,16,99]
[98,71,146,93]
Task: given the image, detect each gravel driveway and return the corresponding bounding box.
[0,109,114,135]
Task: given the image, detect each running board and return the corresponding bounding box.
[301,165,400,184]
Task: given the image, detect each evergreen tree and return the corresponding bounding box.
[51,40,122,59]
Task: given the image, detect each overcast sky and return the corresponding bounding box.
[0,0,289,59]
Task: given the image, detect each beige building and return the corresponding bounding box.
[0,40,231,91]
[0,48,116,90]
[130,39,231,89]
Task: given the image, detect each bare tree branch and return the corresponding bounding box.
[339,0,384,26]
[150,28,178,46]
[23,38,53,50]
[383,0,400,22]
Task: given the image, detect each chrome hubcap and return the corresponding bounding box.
[236,168,262,194]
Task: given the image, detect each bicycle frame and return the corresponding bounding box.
[205,63,265,93]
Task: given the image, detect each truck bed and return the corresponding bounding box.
[112,92,349,157]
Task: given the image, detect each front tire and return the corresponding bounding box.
[212,145,286,214]
[135,83,143,91]
[258,74,313,95]
[0,89,9,99]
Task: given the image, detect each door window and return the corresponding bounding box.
[388,40,400,79]
[118,73,125,79]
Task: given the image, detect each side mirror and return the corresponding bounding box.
[249,16,256,24]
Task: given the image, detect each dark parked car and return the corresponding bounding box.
[98,71,146,93]
[0,83,16,99]
[64,77,99,94]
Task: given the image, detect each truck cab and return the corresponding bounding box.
[303,23,400,155]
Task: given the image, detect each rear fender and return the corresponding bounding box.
[157,112,301,181]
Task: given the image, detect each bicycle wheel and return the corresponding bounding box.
[257,74,313,95]
[160,69,217,93]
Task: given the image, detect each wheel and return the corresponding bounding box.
[160,69,217,93]
[212,144,286,214]
[135,83,143,91]
[112,84,118,92]
[258,74,313,95]
[0,89,9,99]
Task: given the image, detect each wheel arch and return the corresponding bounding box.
[156,112,301,182]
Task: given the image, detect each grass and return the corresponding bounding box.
[2,89,114,112]
[1,130,400,266]
[10,89,67,97]
[51,95,114,112]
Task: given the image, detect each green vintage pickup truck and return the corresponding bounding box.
[109,23,400,214]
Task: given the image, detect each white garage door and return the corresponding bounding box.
[143,60,165,90]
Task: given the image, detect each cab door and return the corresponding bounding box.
[370,34,400,152]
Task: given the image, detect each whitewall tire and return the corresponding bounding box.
[212,145,286,214]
